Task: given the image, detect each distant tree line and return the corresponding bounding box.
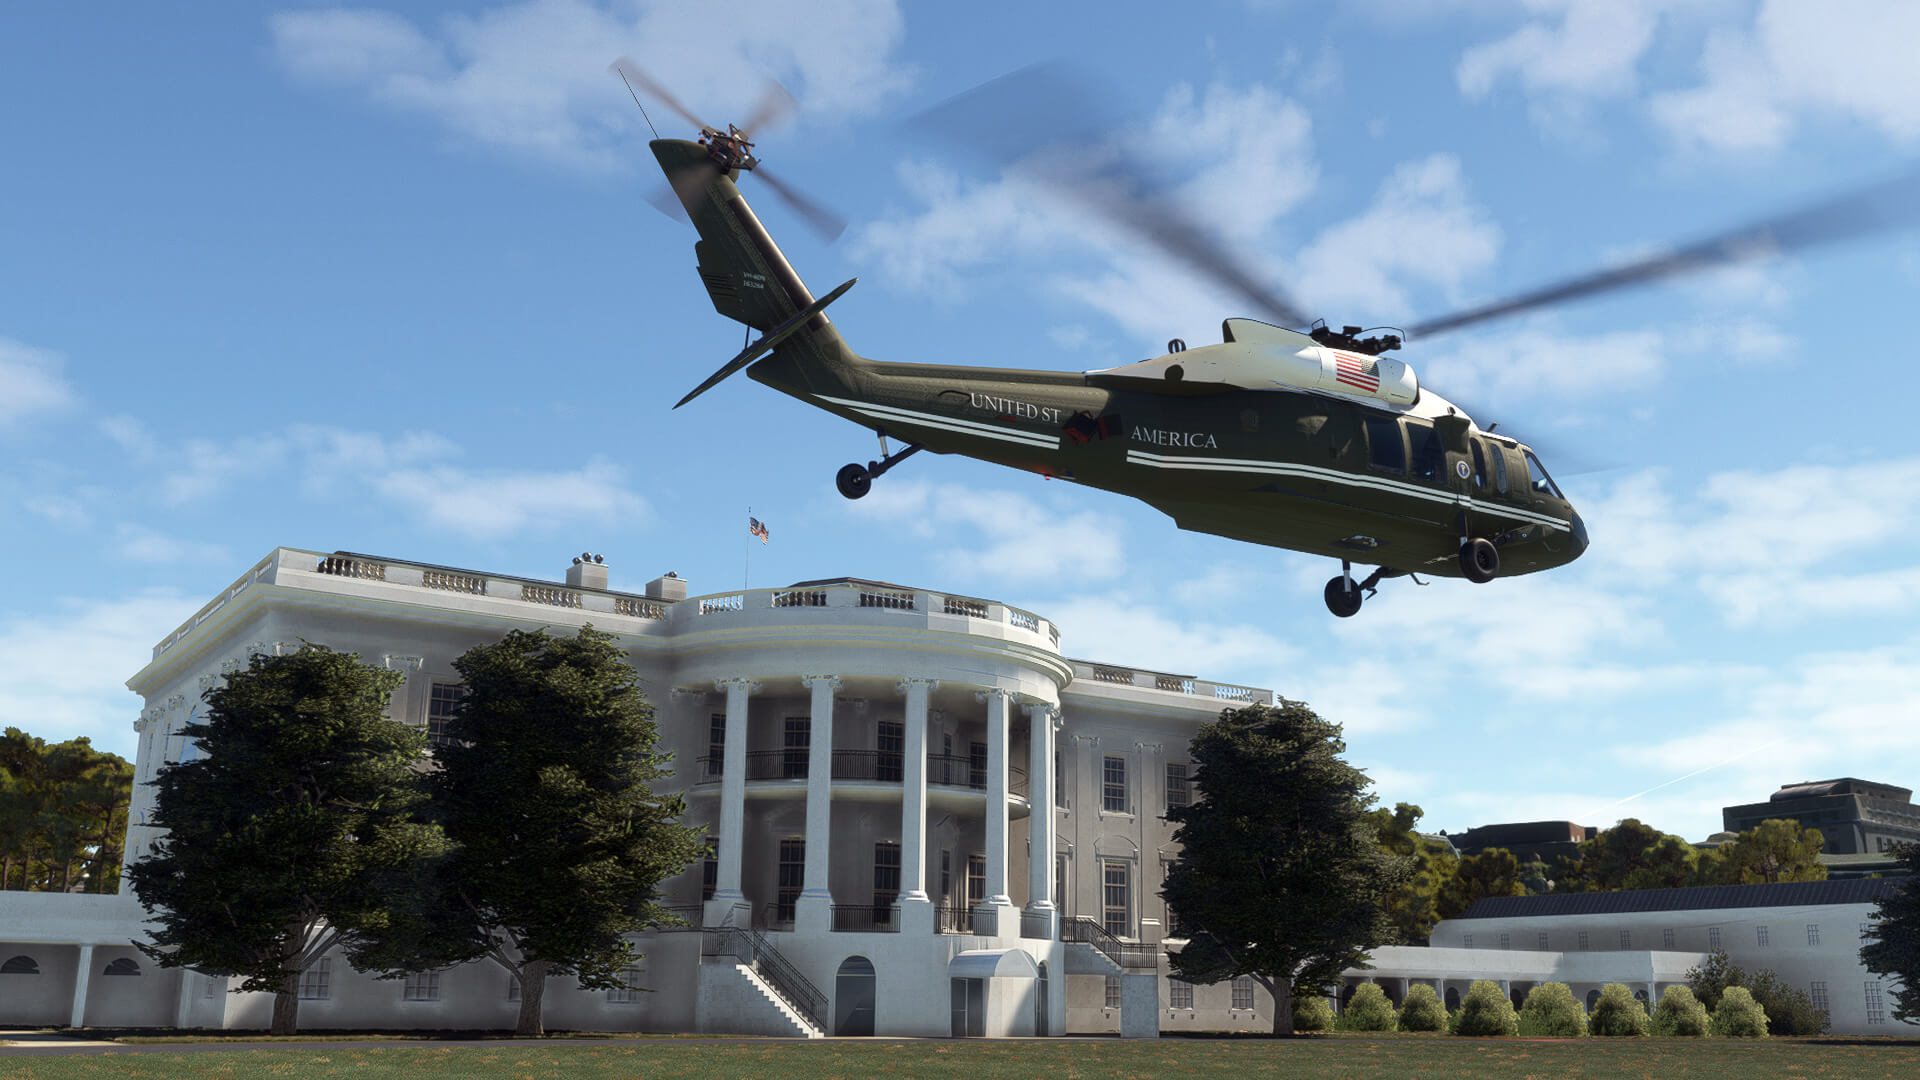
[0,727,133,893]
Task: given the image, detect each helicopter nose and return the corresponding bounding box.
[1568,510,1589,560]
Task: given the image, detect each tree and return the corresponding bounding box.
[1686,948,1744,1012]
[1398,983,1447,1032]
[1687,948,1828,1035]
[1338,982,1398,1031]
[127,646,442,1035]
[1516,981,1587,1037]
[1588,983,1650,1036]
[354,626,706,1036]
[1709,986,1769,1038]
[1715,819,1826,885]
[1437,847,1527,919]
[1621,834,1702,891]
[1,728,134,893]
[1861,842,1920,1025]
[1452,979,1518,1036]
[1369,803,1459,944]
[1556,819,1672,892]
[1650,985,1710,1036]
[1162,701,1410,1035]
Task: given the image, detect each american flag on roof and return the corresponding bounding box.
[1332,350,1380,393]
[748,516,769,544]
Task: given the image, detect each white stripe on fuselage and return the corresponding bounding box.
[816,395,1062,450]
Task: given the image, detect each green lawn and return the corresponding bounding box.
[4,1036,1919,1080]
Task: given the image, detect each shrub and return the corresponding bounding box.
[1293,993,1334,1032]
[1338,983,1398,1032]
[1398,984,1447,1032]
[1651,985,1711,1037]
[1588,983,1651,1037]
[1516,982,1587,1037]
[1453,979,1519,1036]
[1710,986,1769,1038]
[1745,969,1830,1036]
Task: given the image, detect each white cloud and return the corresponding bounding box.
[1456,0,1668,102]
[845,479,1126,583]
[0,338,77,429]
[115,525,231,566]
[1040,593,1300,684]
[376,459,649,538]
[0,590,198,754]
[270,0,912,171]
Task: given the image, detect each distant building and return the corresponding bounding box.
[1723,779,1920,855]
[1447,821,1594,865]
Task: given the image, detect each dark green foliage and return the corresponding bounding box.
[1292,993,1334,1032]
[1686,949,1828,1035]
[1516,981,1587,1037]
[1452,979,1518,1036]
[357,627,706,1036]
[1861,842,1920,1025]
[1558,818,1825,893]
[1338,982,1398,1032]
[0,728,133,893]
[1162,701,1410,1035]
[1714,819,1827,885]
[1651,985,1711,1036]
[1398,983,1447,1032]
[1588,983,1650,1037]
[126,646,441,1034]
[1370,803,1459,944]
[1437,847,1527,920]
[1710,986,1769,1038]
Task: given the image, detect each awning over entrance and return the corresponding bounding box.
[948,949,1038,980]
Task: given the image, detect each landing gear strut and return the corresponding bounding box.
[835,434,922,500]
[1322,561,1415,617]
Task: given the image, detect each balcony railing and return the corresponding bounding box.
[933,905,979,935]
[832,903,900,932]
[694,751,1028,797]
[1063,916,1160,969]
[650,904,704,932]
[1067,660,1272,706]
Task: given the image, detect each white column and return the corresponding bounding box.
[979,688,1014,922]
[796,674,839,932]
[71,944,94,1028]
[898,679,937,935]
[1024,703,1059,937]
[706,677,758,926]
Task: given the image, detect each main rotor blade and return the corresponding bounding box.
[755,167,847,242]
[908,63,1310,329]
[1409,164,1920,339]
[608,57,710,133]
[741,79,797,141]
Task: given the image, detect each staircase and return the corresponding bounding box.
[697,926,827,1038]
[1063,916,1159,975]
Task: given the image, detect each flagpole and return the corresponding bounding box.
[744,506,751,590]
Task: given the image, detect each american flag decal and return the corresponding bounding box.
[1332,351,1380,393]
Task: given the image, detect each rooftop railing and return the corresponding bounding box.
[1067,660,1272,706]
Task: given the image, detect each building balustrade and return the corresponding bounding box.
[1068,659,1271,706]
[933,906,977,935]
[831,904,901,933]
[694,750,1028,796]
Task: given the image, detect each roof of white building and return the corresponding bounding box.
[1458,877,1909,919]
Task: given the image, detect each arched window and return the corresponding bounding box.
[1,955,40,975]
[103,958,142,976]
[1586,989,1602,1010]
[1444,986,1460,1010]
[1036,961,1050,1035]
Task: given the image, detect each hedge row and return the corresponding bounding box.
[1311,979,1767,1038]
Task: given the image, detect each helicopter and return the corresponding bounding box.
[618,61,1918,617]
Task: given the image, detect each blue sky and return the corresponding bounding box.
[4,1,1917,843]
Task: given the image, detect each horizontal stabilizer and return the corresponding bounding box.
[674,277,856,409]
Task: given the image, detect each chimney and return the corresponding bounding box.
[646,571,687,602]
[566,552,609,591]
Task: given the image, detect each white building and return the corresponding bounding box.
[2,546,1911,1037]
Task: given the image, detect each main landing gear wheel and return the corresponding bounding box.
[835,463,871,500]
[1323,577,1363,618]
[1459,537,1500,584]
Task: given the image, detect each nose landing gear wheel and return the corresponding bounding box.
[835,463,872,500]
[1323,577,1363,618]
[1460,537,1500,584]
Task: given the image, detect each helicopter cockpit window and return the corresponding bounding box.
[1363,415,1404,474]
[1407,422,1444,484]
[1523,450,1563,500]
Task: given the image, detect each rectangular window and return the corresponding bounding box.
[1232,976,1255,1010]
[1056,752,1066,807]
[1464,934,1474,950]
[427,683,466,748]
[1620,930,1631,950]
[607,965,643,1005]
[702,851,717,901]
[1663,928,1675,950]
[877,720,904,782]
[1577,931,1589,951]
[1810,981,1828,1014]
[1364,414,1406,474]
[1537,932,1549,951]
[1407,421,1444,483]
[1499,932,1510,950]
[1105,975,1122,1009]
[1103,755,1129,813]
[873,841,901,923]
[1866,981,1887,1025]
[298,957,330,1001]
[783,717,810,778]
[1169,978,1193,1010]
[1102,860,1130,938]
[776,839,805,923]
[1709,927,1722,951]
[1807,923,1821,946]
[508,974,520,1002]
[1055,853,1067,909]
[940,850,952,903]
[969,741,988,789]
[967,854,986,907]
[402,972,440,1002]
[1757,925,1770,948]
[1164,763,1191,812]
[707,713,726,778]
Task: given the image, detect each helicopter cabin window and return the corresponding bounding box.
[1492,443,1509,493]
[1407,422,1445,484]
[1470,440,1487,489]
[1523,450,1563,500]
[1363,415,1404,474]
